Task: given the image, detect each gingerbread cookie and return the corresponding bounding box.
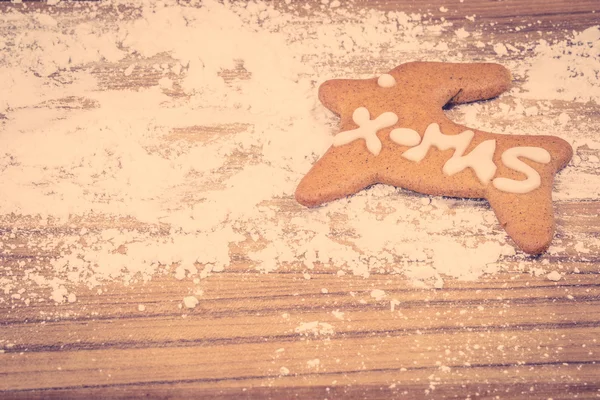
[295,62,573,255]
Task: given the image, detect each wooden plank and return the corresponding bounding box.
[2,325,599,388]
[0,0,598,398]
[1,281,599,348]
[3,370,600,400]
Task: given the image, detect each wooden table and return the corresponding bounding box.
[1,1,599,398]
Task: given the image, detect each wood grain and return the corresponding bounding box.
[0,0,599,399]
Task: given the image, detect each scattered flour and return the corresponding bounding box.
[546,271,562,282]
[370,289,387,301]
[294,321,335,336]
[520,26,600,104]
[493,43,508,57]
[183,296,199,309]
[0,0,597,307]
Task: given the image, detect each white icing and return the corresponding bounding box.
[401,123,498,185]
[389,128,422,147]
[377,74,396,88]
[444,139,497,185]
[492,147,551,193]
[335,115,551,194]
[333,107,398,156]
[402,123,473,162]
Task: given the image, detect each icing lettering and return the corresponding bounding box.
[492,147,551,193]
[444,139,497,185]
[333,107,398,156]
[377,74,396,88]
[334,108,552,194]
[402,123,498,185]
[402,123,473,162]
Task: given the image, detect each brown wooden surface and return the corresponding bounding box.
[1,0,599,399]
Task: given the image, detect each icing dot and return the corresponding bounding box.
[377,74,396,88]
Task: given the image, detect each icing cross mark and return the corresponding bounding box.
[333,107,397,156]
[296,62,573,254]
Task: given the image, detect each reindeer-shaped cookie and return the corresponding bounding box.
[295,62,573,254]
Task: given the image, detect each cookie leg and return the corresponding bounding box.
[295,150,377,208]
[486,184,556,255]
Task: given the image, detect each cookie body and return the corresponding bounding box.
[296,62,573,254]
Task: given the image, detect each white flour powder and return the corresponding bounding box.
[0,0,598,305]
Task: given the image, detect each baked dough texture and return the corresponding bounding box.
[295,62,573,255]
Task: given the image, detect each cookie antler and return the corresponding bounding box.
[296,62,573,254]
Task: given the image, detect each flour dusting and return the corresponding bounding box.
[0,0,598,307]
